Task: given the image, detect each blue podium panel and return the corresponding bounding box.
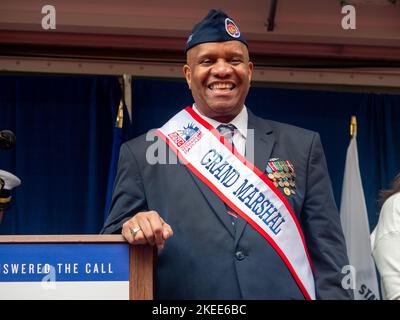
[0,242,130,299]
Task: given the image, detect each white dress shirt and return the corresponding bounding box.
[192,104,248,157]
[371,192,400,300]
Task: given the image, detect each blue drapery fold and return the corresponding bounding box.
[103,119,123,222]
[0,75,121,234]
[103,100,133,222]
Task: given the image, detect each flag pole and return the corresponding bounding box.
[350,115,357,138]
[341,114,381,299]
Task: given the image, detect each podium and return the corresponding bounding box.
[0,235,155,300]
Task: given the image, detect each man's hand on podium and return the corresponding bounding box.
[122,211,173,251]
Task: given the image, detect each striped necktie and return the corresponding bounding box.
[217,124,238,226]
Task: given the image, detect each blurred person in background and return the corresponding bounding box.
[371,173,400,300]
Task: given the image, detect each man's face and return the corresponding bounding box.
[183,41,253,123]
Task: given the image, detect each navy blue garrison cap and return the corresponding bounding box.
[185,9,248,53]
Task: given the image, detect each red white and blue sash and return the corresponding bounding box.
[156,107,316,300]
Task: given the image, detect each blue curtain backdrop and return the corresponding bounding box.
[0,75,121,234]
[130,78,400,230]
[1,75,399,234]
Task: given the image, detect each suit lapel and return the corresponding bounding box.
[235,109,275,245]
[185,167,235,238]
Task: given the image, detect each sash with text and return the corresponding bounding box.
[156,107,315,300]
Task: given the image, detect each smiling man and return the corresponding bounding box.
[102,9,353,300]
[183,40,253,123]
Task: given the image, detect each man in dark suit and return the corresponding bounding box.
[102,9,352,300]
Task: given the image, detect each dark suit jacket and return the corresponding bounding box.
[101,109,353,300]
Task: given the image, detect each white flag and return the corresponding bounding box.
[340,137,380,300]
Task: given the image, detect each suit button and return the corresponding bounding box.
[235,251,245,261]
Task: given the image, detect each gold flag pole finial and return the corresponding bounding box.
[115,76,124,129]
[115,99,124,129]
[350,115,357,138]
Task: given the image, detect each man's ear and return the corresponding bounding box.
[247,61,254,83]
[183,64,191,89]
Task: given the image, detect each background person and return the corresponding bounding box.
[371,173,400,300]
[0,170,21,224]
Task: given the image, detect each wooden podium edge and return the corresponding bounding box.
[0,234,155,300]
[130,245,155,300]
